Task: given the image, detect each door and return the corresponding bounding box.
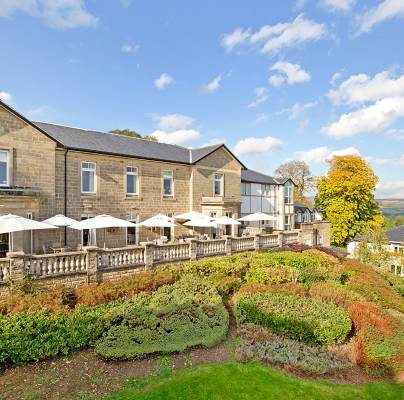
[81,215,96,247]
[26,213,33,254]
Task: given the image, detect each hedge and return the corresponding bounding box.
[95,275,229,360]
[235,291,351,346]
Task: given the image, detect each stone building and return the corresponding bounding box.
[0,99,297,254]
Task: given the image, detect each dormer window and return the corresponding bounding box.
[0,150,9,186]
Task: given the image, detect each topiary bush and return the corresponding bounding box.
[95,275,229,360]
[234,291,351,346]
[236,323,351,374]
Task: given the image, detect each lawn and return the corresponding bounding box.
[107,363,403,400]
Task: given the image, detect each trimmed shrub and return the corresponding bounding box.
[234,291,351,346]
[0,304,109,365]
[343,260,404,312]
[379,271,404,298]
[236,323,351,374]
[95,275,229,360]
[309,281,363,309]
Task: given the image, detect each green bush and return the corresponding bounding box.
[95,275,229,360]
[0,304,108,365]
[234,291,351,346]
[237,323,351,374]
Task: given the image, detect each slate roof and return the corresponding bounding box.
[386,225,404,243]
[241,169,278,184]
[31,121,239,166]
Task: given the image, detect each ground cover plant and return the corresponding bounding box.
[236,324,351,374]
[234,291,352,346]
[95,274,229,360]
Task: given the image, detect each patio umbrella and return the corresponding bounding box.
[238,212,278,231]
[69,214,136,248]
[139,214,175,238]
[0,214,57,252]
[42,214,78,248]
[214,216,240,237]
[174,211,212,221]
[184,218,217,236]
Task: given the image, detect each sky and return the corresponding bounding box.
[1,0,404,198]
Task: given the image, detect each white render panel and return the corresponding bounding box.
[251,196,261,212]
[251,183,262,196]
[241,195,251,214]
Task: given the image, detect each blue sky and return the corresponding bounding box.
[1,0,404,197]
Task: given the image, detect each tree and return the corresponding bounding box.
[274,161,315,204]
[355,227,391,269]
[315,155,383,246]
[109,129,158,142]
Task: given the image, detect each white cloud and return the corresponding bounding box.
[27,105,49,117]
[294,0,307,11]
[202,137,226,147]
[154,113,194,132]
[358,0,404,33]
[330,71,342,86]
[121,44,139,53]
[321,0,356,12]
[269,61,311,86]
[322,97,404,139]
[376,181,404,198]
[328,70,404,105]
[150,129,201,146]
[248,87,269,108]
[294,146,360,165]
[255,113,269,123]
[154,73,174,89]
[385,128,404,140]
[0,0,98,29]
[201,74,222,94]
[290,101,316,119]
[0,91,12,103]
[233,136,283,157]
[221,15,327,54]
[220,28,251,51]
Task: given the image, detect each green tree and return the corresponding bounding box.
[315,155,383,246]
[110,129,158,141]
[274,161,315,204]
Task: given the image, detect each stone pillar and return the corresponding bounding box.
[254,234,261,252]
[85,246,100,284]
[188,239,198,260]
[277,231,284,247]
[224,236,232,255]
[143,242,155,270]
[7,251,26,286]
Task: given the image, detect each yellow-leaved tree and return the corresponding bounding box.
[315,155,383,246]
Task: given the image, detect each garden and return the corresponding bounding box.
[0,246,403,399]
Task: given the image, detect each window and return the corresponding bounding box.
[214,174,223,196]
[126,166,138,195]
[284,215,292,231]
[81,162,96,194]
[241,182,251,195]
[296,212,302,223]
[163,170,173,197]
[0,150,9,186]
[126,213,138,245]
[284,180,293,204]
[81,216,96,247]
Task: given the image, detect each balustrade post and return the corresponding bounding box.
[254,234,262,252]
[224,236,232,255]
[143,242,155,270]
[277,231,284,247]
[7,251,26,286]
[85,246,100,284]
[186,239,198,260]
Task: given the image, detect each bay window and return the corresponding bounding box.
[81,161,96,194]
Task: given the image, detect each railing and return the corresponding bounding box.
[0,258,10,282]
[153,243,190,263]
[259,234,279,249]
[283,231,300,244]
[231,237,255,252]
[98,246,145,269]
[26,252,87,277]
[196,239,226,257]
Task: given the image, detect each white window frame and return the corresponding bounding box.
[0,149,9,187]
[241,182,251,196]
[81,161,96,194]
[126,166,139,195]
[214,173,224,196]
[284,215,292,231]
[162,170,174,197]
[284,181,293,204]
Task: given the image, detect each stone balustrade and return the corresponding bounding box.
[26,252,87,277]
[0,222,330,295]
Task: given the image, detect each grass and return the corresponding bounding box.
[106,363,403,400]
